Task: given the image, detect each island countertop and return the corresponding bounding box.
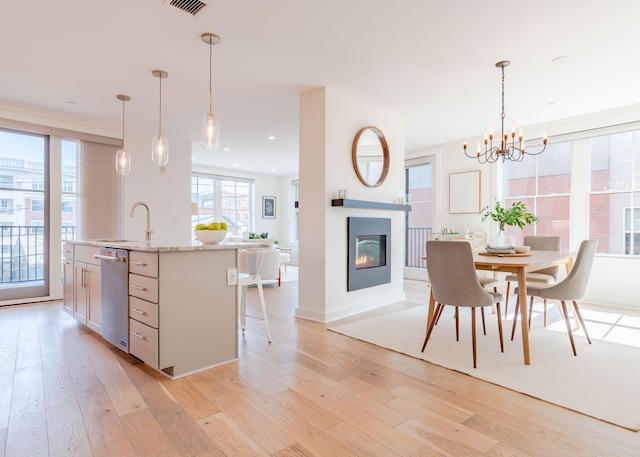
[67,239,268,252]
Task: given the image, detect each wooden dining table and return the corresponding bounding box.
[426,249,574,365]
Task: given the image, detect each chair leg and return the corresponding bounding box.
[543,299,548,327]
[434,302,446,325]
[528,296,534,329]
[471,307,477,368]
[278,268,281,287]
[422,303,443,352]
[510,295,520,341]
[504,281,511,319]
[560,300,577,356]
[495,303,504,352]
[572,301,592,344]
[481,307,487,335]
[256,280,272,343]
[238,285,247,334]
[455,307,460,341]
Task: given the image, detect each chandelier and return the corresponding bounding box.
[464,60,547,163]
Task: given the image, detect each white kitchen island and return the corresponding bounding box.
[64,239,256,379]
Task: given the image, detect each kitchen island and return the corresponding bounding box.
[63,239,257,379]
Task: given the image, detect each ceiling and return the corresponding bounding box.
[2,0,640,176]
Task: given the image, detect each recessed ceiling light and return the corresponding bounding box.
[268,136,275,140]
[552,56,570,64]
[223,147,230,151]
[271,168,276,172]
[234,163,240,167]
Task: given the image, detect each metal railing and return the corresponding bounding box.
[406,227,431,268]
[0,225,76,285]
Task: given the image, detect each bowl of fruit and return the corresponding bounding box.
[194,222,228,244]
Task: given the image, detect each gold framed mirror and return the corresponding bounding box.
[351,126,389,187]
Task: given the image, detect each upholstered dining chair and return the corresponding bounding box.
[422,240,504,368]
[512,239,598,356]
[504,235,561,324]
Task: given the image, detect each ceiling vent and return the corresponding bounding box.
[167,0,208,16]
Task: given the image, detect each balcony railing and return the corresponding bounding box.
[406,227,431,268]
[0,225,76,285]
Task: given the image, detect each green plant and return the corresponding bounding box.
[481,201,538,229]
[248,232,269,239]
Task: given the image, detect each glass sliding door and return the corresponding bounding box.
[404,157,433,279]
[0,128,49,301]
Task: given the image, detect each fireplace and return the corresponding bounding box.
[347,217,391,291]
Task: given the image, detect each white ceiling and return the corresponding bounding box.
[2,0,640,176]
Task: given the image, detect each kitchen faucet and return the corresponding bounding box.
[130,201,153,241]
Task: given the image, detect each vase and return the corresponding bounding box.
[490,223,516,249]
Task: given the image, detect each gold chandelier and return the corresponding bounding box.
[464,60,547,163]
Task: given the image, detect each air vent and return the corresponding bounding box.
[168,0,207,16]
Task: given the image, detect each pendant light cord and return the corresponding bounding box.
[208,38,213,113]
[158,75,163,136]
[121,98,126,146]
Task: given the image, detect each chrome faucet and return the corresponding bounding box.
[130,201,153,241]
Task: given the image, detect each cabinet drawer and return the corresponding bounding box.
[129,273,158,303]
[129,251,158,278]
[129,318,158,369]
[129,296,158,328]
[75,245,101,265]
[62,242,74,260]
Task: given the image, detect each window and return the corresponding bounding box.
[0,175,13,188]
[0,199,13,214]
[191,173,254,236]
[62,180,74,192]
[61,201,73,213]
[589,130,640,255]
[31,199,44,212]
[504,142,572,250]
[405,158,433,268]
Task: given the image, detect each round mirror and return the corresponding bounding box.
[352,126,389,187]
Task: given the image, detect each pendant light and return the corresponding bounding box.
[200,33,221,150]
[151,69,169,169]
[115,94,131,176]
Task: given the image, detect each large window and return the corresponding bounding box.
[504,142,572,250]
[405,158,433,268]
[191,173,254,236]
[589,130,640,255]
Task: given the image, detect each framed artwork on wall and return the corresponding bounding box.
[262,196,276,219]
[449,170,481,214]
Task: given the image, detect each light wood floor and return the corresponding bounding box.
[1,280,639,457]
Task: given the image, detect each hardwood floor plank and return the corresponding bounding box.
[5,365,48,457]
[43,351,77,409]
[0,341,17,391]
[15,313,41,370]
[120,409,184,457]
[388,384,474,423]
[159,377,220,421]
[0,427,6,457]
[46,398,93,457]
[103,376,148,417]
[197,412,270,457]
[118,361,217,457]
[0,388,10,430]
[325,421,405,457]
[73,374,138,457]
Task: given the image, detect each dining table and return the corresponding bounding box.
[425,249,574,365]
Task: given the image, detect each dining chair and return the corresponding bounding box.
[512,239,597,355]
[504,235,561,324]
[422,241,504,368]
[237,248,273,343]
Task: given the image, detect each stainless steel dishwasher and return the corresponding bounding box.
[95,247,129,352]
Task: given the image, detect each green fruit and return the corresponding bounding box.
[220,222,227,230]
[208,222,220,230]
[195,223,207,230]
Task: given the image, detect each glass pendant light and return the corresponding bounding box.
[200,33,221,150]
[151,70,169,168]
[115,94,131,176]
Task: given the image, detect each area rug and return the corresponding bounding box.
[328,305,640,431]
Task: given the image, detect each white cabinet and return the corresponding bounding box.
[62,243,74,316]
[129,251,160,369]
[70,245,102,334]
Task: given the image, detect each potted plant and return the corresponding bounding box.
[481,201,538,248]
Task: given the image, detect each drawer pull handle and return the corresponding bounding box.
[131,285,147,291]
[131,332,147,340]
[130,261,148,266]
[131,308,147,316]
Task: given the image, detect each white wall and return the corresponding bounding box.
[122,133,192,244]
[297,87,406,323]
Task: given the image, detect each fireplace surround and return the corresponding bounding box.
[347,217,391,291]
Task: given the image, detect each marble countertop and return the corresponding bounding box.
[67,239,270,252]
